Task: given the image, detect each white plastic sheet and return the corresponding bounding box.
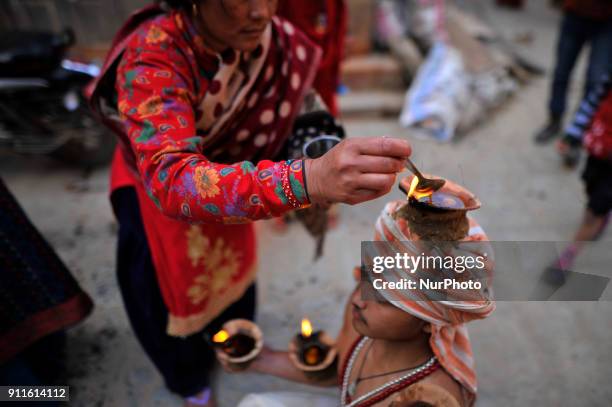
[399,42,516,141]
[399,42,469,142]
[237,392,337,407]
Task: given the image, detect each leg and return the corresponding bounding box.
[185,284,257,407]
[573,209,609,242]
[536,13,589,143]
[549,12,590,118]
[580,156,612,241]
[585,19,612,94]
[112,187,212,397]
[112,187,257,400]
[552,156,611,273]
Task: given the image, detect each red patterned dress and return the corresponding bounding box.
[90,5,322,337]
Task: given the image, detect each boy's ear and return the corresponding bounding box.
[422,323,432,334]
[352,266,361,281]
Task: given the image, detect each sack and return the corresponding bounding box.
[399,42,515,142]
[399,42,469,142]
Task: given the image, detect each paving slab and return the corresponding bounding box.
[1,2,610,406]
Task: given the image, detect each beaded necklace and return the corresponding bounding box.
[340,337,439,407]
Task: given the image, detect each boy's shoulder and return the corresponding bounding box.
[391,378,463,407]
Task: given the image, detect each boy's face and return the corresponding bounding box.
[350,282,428,341]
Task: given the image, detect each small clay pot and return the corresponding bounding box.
[217,319,263,371]
[289,332,338,381]
[397,175,481,241]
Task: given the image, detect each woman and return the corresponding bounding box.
[89,1,411,405]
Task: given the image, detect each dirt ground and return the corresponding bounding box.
[1,2,611,406]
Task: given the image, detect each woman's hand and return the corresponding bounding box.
[304,137,411,206]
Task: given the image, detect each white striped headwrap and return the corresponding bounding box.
[371,201,495,404]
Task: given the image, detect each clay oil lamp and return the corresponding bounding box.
[289,318,337,380]
[396,174,481,241]
[210,319,263,370]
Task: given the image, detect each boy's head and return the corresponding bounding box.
[349,281,430,342]
[355,199,495,399]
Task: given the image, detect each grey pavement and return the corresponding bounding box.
[1,1,611,406]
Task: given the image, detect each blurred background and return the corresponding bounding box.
[1,0,611,406]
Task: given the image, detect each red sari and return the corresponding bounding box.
[277,0,347,116]
[89,6,321,336]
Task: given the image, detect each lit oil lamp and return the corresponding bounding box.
[297,318,328,365]
[210,319,263,370]
[406,175,465,210]
[396,174,481,241]
[289,318,338,380]
[213,329,256,358]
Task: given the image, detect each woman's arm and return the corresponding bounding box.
[116,26,309,224]
[117,22,410,224]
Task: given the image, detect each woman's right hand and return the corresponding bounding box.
[304,137,411,206]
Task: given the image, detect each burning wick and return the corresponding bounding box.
[212,329,256,358]
[407,176,464,210]
[302,318,313,338]
[213,329,229,343]
[407,176,433,202]
[297,318,329,366]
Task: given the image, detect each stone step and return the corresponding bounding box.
[339,90,404,118]
[341,54,405,91]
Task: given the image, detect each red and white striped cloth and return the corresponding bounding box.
[372,200,495,405]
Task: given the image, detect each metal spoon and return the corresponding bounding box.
[405,158,446,192]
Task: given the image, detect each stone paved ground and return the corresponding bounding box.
[2,1,611,406]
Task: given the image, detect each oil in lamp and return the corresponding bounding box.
[289,318,337,379]
[407,175,465,210]
[210,319,263,370]
[212,329,255,358]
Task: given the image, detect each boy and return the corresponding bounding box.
[550,74,612,282]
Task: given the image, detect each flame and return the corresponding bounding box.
[407,176,419,199]
[407,176,434,201]
[213,329,229,343]
[301,318,313,338]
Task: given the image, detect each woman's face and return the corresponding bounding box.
[196,0,278,52]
